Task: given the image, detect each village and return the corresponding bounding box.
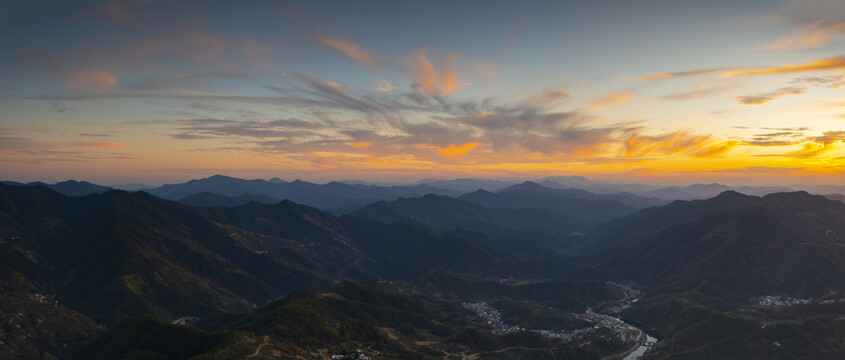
[462,301,642,343]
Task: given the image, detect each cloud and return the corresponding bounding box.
[170,117,326,140]
[314,34,378,69]
[776,0,845,23]
[735,86,806,105]
[793,131,845,157]
[720,56,845,77]
[410,48,466,97]
[660,85,725,100]
[375,80,394,92]
[623,130,709,157]
[761,19,845,51]
[794,74,845,88]
[66,69,118,88]
[411,48,440,97]
[350,141,373,149]
[535,88,570,104]
[712,166,804,174]
[73,141,123,148]
[472,61,498,80]
[585,91,632,112]
[90,0,151,27]
[632,67,731,81]
[692,141,741,158]
[436,142,479,160]
[440,53,464,96]
[50,101,70,113]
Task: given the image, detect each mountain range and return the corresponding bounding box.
[4,177,845,358]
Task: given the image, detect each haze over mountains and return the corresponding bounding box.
[5,176,845,358]
[6,174,845,211]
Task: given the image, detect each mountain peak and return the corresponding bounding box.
[501,181,549,193]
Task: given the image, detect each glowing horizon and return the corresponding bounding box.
[2,0,844,186]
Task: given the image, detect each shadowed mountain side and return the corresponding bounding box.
[490,181,667,209]
[179,192,283,207]
[350,194,582,236]
[77,281,630,360]
[0,184,512,327]
[581,191,845,304]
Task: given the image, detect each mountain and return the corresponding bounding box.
[552,190,845,358]
[416,178,521,192]
[350,193,584,237]
[179,192,282,207]
[108,182,152,191]
[823,193,845,204]
[0,184,511,325]
[146,175,464,213]
[474,181,666,209]
[586,191,845,299]
[2,179,112,196]
[77,281,630,360]
[641,183,732,200]
[351,182,647,239]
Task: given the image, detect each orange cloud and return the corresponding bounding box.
[412,48,439,97]
[586,91,632,112]
[761,20,845,51]
[350,141,373,149]
[66,69,118,88]
[720,56,845,77]
[631,68,729,81]
[693,141,741,158]
[440,53,464,96]
[74,141,123,148]
[411,48,466,97]
[375,80,394,92]
[624,131,709,157]
[324,81,348,92]
[436,142,479,160]
[537,88,569,103]
[735,87,806,105]
[790,141,838,157]
[314,34,378,68]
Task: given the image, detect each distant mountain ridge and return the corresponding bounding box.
[147,175,463,213]
[351,182,654,237]
[1,179,112,196]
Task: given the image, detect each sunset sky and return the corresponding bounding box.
[2,0,845,185]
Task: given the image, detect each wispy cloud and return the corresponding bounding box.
[74,141,123,148]
[375,80,394,92]
[313,34,378,69]
[660,84,726,100]
[735,86,806,105]
[624,130,709,157]
[793,74,845,88]
[585,91,631,112]
[761,19,845,51]
[692,141,741,158]
[66,69,118,88]
[631,67,731,81]
[721,56,845,77]
[436,142,479,160]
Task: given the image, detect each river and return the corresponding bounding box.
[623,334,657,360]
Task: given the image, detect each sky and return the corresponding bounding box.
[1,0,845,186]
